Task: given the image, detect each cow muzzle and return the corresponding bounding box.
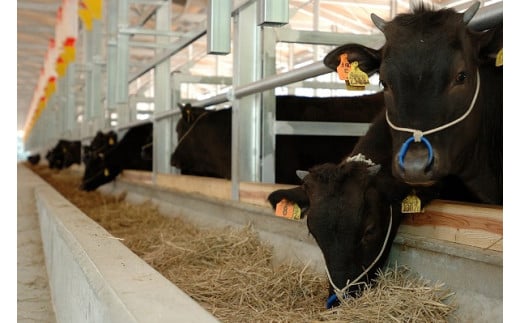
[394,139,437,185]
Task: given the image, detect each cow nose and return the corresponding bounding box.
[398,142,435,183]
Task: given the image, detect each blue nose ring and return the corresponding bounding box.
[326,293,339,309]
[398,136,434,170]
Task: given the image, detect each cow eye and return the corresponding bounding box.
[455,72,467,84]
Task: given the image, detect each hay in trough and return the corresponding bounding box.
[28,164,457,322]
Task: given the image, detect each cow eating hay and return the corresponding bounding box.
[28,164,457,322]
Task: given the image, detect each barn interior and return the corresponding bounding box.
[16,0,504,322]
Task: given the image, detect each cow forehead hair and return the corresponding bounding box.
[307,162,371,185]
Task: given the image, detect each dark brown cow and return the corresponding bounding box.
[323,2,503,204]
[46,140,82,170]
[82,130,118,166]
[267,110,479,307]
[171,94,384,184]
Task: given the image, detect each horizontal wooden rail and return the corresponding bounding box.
[120,170,503,253]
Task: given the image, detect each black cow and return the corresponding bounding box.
[81,123,153,191]
[267,110,479,307]
[27,153,41,165]
[171,94,384,184]
[46,140,82,169]
[323,2,503,204]
[140,128,154,161]
[82,130,118,166]
[171,104,231,178]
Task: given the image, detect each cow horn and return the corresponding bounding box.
[463,2,480,25]
[296,170,309,180]
[371,13,387,31]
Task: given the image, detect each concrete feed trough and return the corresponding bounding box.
[24,166,502,322]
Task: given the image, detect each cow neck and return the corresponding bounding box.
[325,206,393,309]
[176,111,209,148]
[386,69,480,141]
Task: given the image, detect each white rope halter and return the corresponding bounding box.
[324,206,393,303]
[175,110,209,148]
[386,70,480,142]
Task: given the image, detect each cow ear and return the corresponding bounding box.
[462,2,480,25]
[323,44,382,76]
[367,164,381,176]
[370,13,386,32]
[475,23,503,65]
[296,170,309,180]
[178,103,192,121]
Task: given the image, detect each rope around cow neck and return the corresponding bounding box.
[324,206,393,308]
[175,111,210,149]
[385,69,480,141]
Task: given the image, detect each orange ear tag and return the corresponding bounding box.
[275,199,301,220]
[336,53,351,81]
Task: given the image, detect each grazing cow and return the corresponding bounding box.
[46,140,82,169]
[82,130,118,165]
[27,153,41,165]
[81,123,153,191]
[267,111,479,308]
[171,94,384,184]
[323,2,503,204]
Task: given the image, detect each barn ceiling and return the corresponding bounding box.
[17,0,502,136]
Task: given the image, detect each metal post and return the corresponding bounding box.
[207,0,231,54]
[231,1,262,199]
[153,1,173,178]
[116,0,130,127]
[260,27,277,183]
[106,0,118,129]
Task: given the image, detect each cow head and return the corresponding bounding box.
[324,2,502,188]
[296,160,407,306]
[81,147,121,191]
[83,131,118,165]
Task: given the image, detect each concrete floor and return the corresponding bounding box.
[17,164,56,323]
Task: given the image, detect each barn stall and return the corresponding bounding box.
[18,0,503,322]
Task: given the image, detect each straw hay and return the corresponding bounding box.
[28,164,457,322]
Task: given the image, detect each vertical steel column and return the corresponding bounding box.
[260,27,277,183]
[116,0,130,127]
[207,0,231,55]
[153,1,173,178]
[83,19,103,137]
[231,2,262,199]
[106,0,118,129]
[82,25,92,138]
[65,64,78,138]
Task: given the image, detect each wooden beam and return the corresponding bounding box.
[399,200,503,252]
[120,170,296,208]
[119,170,503,252]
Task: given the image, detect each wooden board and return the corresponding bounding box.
[120,170,503,252]
[399,200,503,252]
[120,170,296,208]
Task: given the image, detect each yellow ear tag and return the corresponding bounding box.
[275,199,301,220]
[347,61,369,90]
[109,138,114,145]
[336,53,351,81]
[104,168,110,177]
[401,190,422,214]
[495,48,503,67]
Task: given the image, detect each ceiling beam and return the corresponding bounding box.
[17,2,60,12]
